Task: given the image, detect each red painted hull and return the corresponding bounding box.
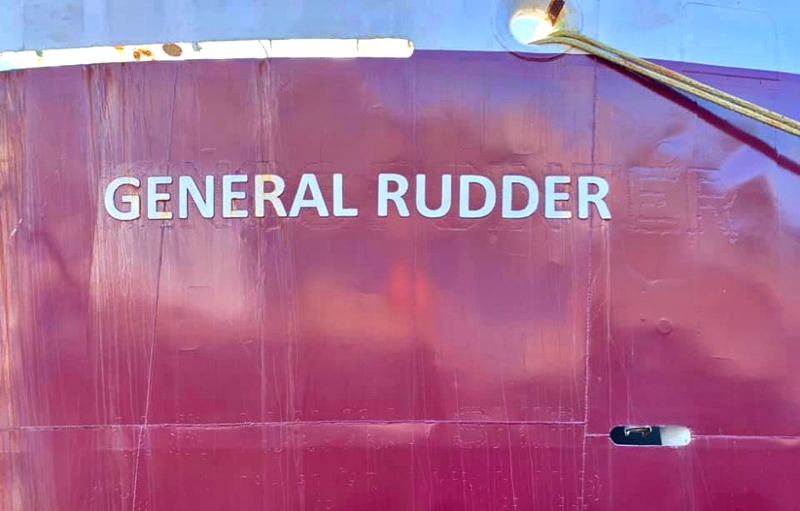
[1,53,800,509]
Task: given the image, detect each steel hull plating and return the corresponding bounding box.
[1,53,800,509]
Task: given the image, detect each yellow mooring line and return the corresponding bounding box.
[535,30,800,137]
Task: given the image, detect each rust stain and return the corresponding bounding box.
[162,44,183,58]
[132,48,154,61]
[547,0,566,24]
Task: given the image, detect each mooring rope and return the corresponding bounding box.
[534,30,800,137]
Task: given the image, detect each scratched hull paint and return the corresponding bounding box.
[1,53,799,510]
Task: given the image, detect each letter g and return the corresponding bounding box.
[105,177,141,220]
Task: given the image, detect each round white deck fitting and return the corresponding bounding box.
[493,0,582,58]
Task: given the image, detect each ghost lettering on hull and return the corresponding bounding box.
[104,172,611,221]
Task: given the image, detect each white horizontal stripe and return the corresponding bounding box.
[0,39,415,71]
